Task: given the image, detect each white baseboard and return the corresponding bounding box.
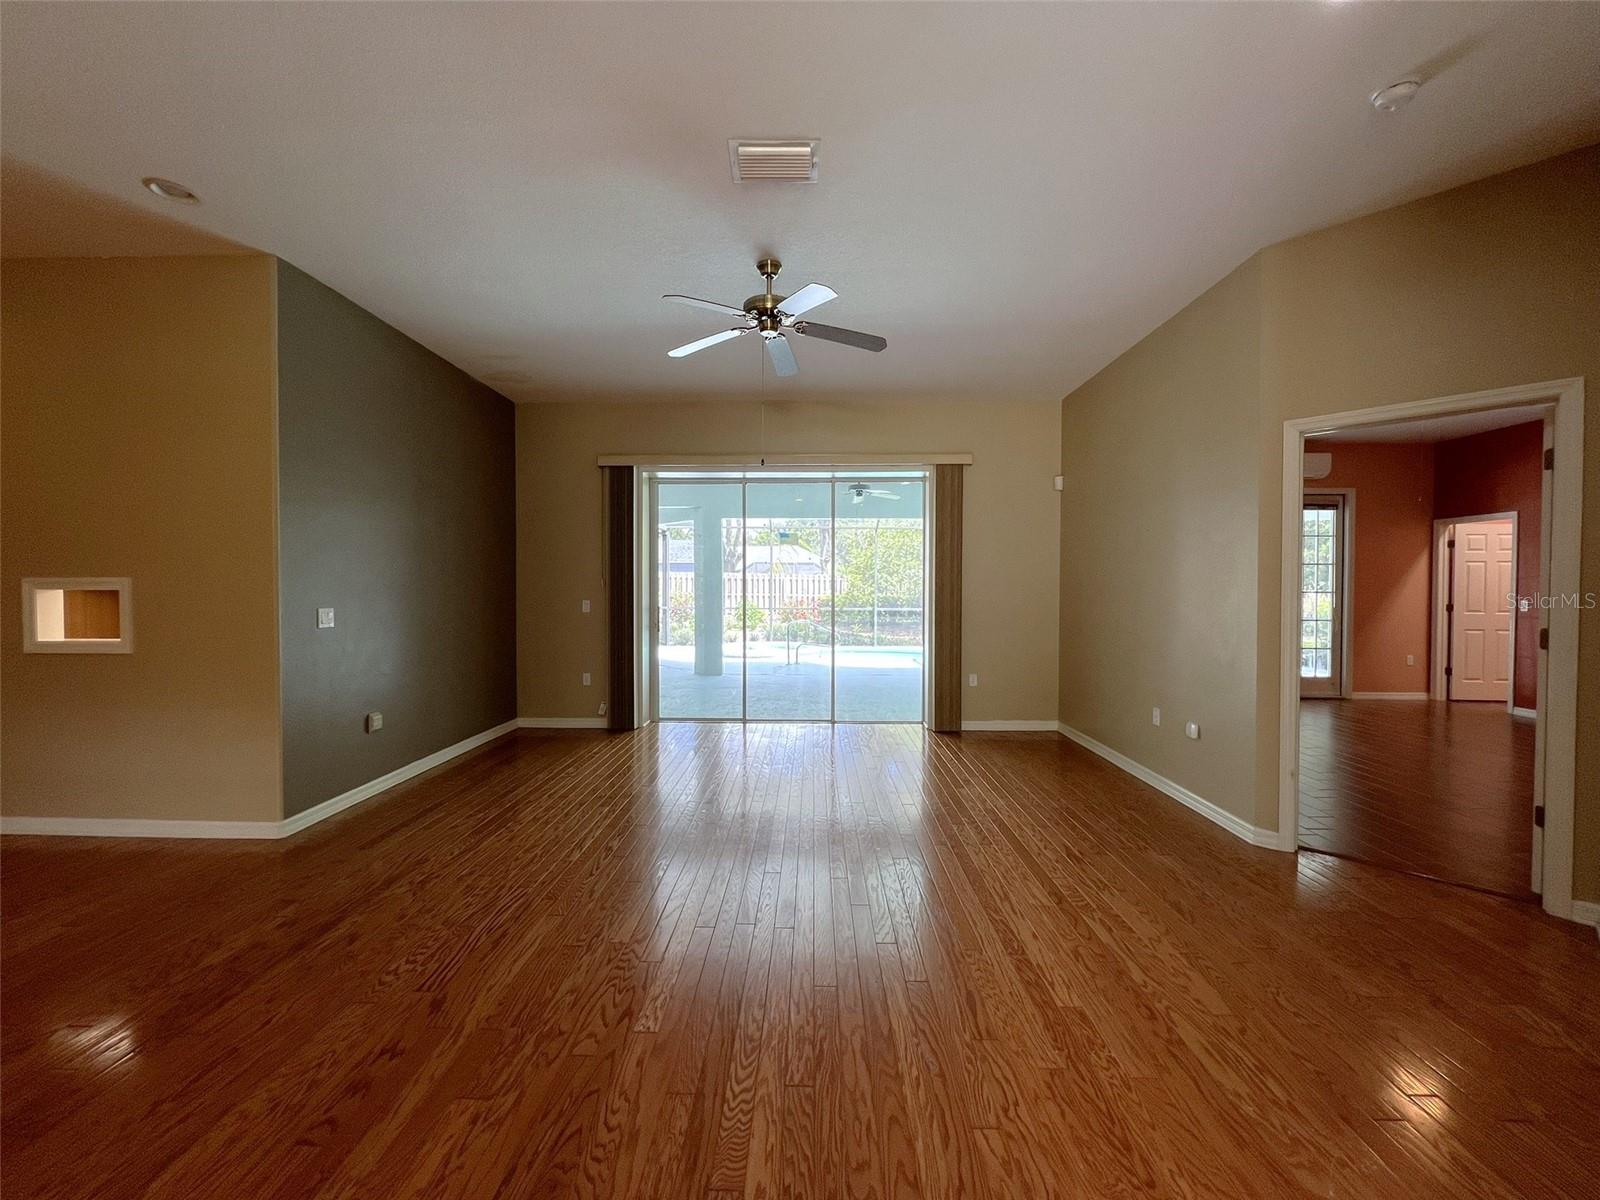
[279,719,519,837]
[1350,692,1431,701]
[0,815,285,839]
[1512,706,1538,720]
[961,719,1060,731]
[0,719,519,841]
[1570,900,1600,936]
[517,717,608,729]
[1056,723,1285,850]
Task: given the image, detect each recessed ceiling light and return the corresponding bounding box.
[1370,80,1421,113]
[141,177,199,203]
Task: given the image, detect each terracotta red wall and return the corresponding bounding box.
[1311,443,1435,694]
[1434,421,1543,712]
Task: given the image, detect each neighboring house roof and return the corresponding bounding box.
[737,545,824,573]
[663,539,825,573]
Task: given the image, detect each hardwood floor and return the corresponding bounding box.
[4,724,1597,1199]
[1298,698,1536,898]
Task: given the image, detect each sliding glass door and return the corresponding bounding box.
[834,479,925,721]
[651,472,925,723]
[744,481,833,719]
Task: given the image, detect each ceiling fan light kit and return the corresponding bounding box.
[663,258,886,378]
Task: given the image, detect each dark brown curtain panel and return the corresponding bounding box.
[604,465,636,731]
[931,463,964,732]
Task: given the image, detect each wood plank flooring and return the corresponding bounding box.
[4,723,1597,1198]
[1298,698,1536,898]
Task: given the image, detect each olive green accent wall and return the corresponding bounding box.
[276,261,516,818]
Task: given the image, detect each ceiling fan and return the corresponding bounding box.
[663,258,887,377]
[846,483,899,504]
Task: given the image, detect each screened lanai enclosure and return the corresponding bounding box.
[651,472,926,722]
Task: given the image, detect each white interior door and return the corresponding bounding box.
[1449,519,1513,702]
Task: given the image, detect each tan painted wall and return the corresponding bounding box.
[518,398,1061,724]
[1257,143,1600,899]
[1059,144,1599,902]
[1,256,282,822]
[1058,258,1264,814]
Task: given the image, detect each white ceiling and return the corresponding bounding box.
[1308,407,1545,444]
[3,2,1598,405]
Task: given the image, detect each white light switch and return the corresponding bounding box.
[365,711,383,733]
[1185,721,1201,740]
[581,599,591,613]
[968,673,978,687]
[1152,707,1161,727]
[317,608,335,629]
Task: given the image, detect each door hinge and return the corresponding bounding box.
[1539,627,1549,650]
[1444,665,1452,677]
[1447,538,1456,549]
[1534,804,1546,829]
[1446,602,1454,614]
[1544,447,1555,470]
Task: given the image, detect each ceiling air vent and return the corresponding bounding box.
[729,139,819,183]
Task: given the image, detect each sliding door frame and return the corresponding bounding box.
[639,463,948,726]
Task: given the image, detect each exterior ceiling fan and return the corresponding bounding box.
[846,482,900,504]
[663,258,887,377]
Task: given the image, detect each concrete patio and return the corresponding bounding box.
[658,643,924,722]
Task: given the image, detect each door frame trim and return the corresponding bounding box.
[1429,512,1518,708]
[1278,378,1583,923]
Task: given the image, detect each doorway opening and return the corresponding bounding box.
[648,470,927,723]
[1280,379,1584,922]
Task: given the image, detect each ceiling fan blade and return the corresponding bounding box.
[778,282,837,318]
[668,327,747,358]
[663,294,747,318]
[764,333,798,377]
[794,321,887,352]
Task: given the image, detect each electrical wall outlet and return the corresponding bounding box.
[1185,721,1200,740]
[365,711,383,733]
[968,673,978,687]
[581,599,591,613]
[1152,707,1161,727]
[1406,654,1415,666]
[317,607,335,629]
[598,701,608,717]
[582,672,592,686]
